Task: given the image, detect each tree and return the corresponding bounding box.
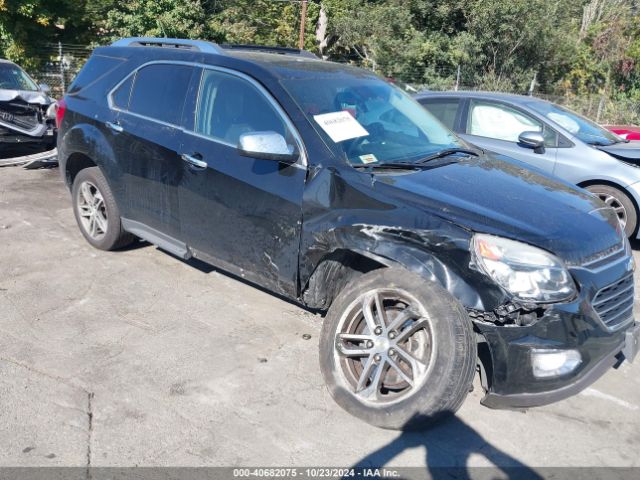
[104,0,208,40]
[0,0,80,68]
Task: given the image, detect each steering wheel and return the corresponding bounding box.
[345,122,385,157]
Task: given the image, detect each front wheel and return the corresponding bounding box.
[585,184,638,238]
[319,267,476,430]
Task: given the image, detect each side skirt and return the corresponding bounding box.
[121,218,192,260]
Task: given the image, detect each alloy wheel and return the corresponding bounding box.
[77,180,108,239]
[594,192,627,230]
[333,288,435,405]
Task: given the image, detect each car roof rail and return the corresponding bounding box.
[220,44,318,59]
[111,37,222,54]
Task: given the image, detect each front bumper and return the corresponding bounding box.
[475,248,638,410]
[479,322,638,409]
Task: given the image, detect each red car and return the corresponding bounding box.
[604,125,640,141]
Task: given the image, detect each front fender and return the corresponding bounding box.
[299,223,506,311]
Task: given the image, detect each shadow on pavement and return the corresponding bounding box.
[351,415,543,479]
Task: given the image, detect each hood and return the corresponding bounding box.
[597,141,640,163]
[0,89,53,106]
[373,154,624,265]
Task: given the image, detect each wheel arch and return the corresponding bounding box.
[60,123,121,190]
[577,178,639,234]
[65,152,98,188]
[300,229,499,312]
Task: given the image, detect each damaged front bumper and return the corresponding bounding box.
[474,246,638,410]
[0,89,57,157]
[478,321,637,409]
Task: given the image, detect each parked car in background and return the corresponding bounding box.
[58,38,639,429]
[605,125,640,141]
[0,59,57,158]
[415,91,640,238]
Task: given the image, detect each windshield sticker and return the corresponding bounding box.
[313,111,369,143]
[359,153,378,164]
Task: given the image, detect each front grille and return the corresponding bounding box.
[0,110,38,130]
[592,273,635,330]
[0,102,41,131]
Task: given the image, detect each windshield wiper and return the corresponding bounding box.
[416,148,480,164]
[352,162,432,170]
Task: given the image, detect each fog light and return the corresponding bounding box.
[531,349,581,378]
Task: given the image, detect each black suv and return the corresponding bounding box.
[58,37,639,430]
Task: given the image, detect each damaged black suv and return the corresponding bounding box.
[58,38,640,430]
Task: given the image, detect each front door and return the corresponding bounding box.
[178,68,306,296]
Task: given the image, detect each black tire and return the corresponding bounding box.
[71,166,135,250]
[319,267,476,430]
[585,184,638,238]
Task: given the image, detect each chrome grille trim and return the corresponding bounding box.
[577,244,626,271]
[592,273,635,331]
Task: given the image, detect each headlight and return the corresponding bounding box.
[472,233,577,303]
[46,102,57,120]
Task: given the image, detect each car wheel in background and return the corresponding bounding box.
[319,267,476,430]
[72,166,135,250]
[585,184,638,238]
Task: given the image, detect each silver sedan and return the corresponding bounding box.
[415,91,640,238]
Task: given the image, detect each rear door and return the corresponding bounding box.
[108,62,195,239]
[458,98,559,174]
[177,67,306,296]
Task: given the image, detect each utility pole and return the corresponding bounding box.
[528,71,537,97]
[298,0,308,50]
[58,42,65,93]
[455,65,461,91]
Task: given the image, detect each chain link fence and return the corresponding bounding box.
[30,43,92,99]
[27,43,640,126]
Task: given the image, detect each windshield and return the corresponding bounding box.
[0,63,39,91]
[526,101,621,146]
[281,75,461,165]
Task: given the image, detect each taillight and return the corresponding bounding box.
[55,98,67,129]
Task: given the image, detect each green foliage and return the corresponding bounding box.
[2,0,640,123]
[105,0,208,40]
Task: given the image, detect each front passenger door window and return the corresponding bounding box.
[195,69,296,153]
[462,99,558,175]
[467,100,557,147]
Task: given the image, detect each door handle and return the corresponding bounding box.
[181,153,207,170]
[105,121,123,133]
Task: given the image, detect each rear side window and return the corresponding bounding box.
[419,98,460,130]
[68,55,124,95]
[111,75,134,109]
[128,64,193,126]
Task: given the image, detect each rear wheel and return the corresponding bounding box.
[72,167,134,250]
[319,267,476,430]
[585,184,637,237]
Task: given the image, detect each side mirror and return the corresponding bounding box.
[39,83,51,94]
[238,131,299,164]
[518,131,545,154]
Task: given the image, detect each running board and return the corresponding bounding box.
[121,218,192,259]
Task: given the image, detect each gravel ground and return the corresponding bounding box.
[0,166,639,474]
